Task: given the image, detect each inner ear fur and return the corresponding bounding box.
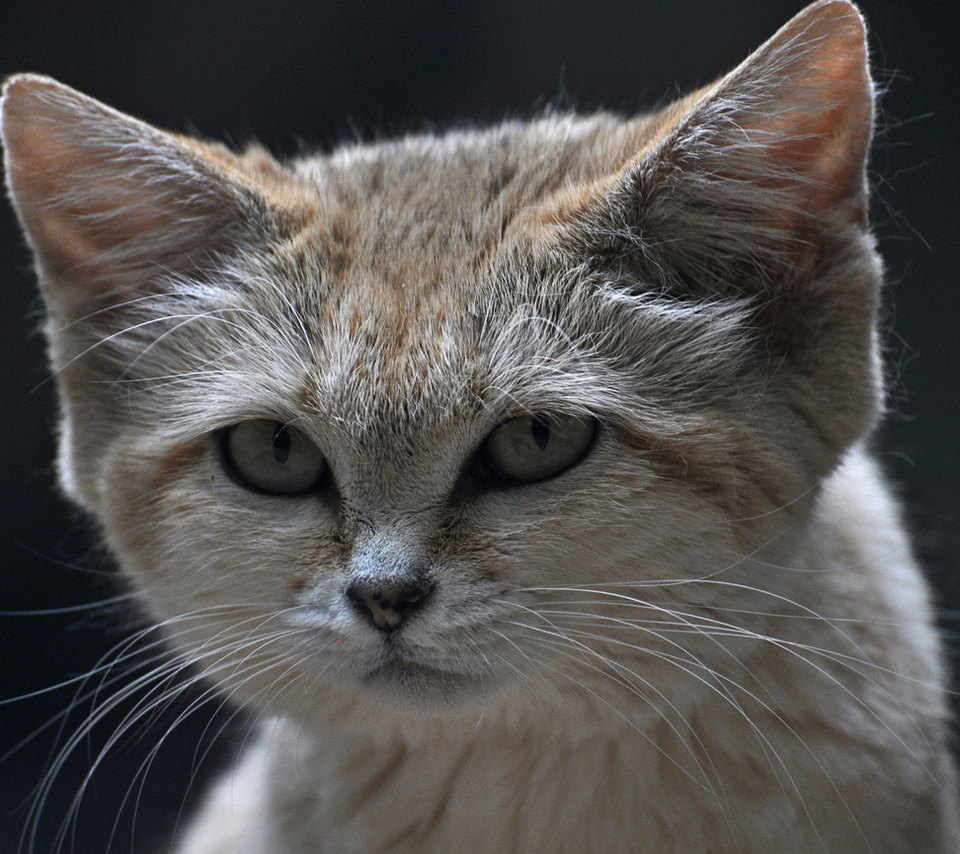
[563,0,875,292]
[1,74,289,319]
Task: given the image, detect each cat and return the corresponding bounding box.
[3,0,959,851]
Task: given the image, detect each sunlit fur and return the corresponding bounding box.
[3,1,959,852]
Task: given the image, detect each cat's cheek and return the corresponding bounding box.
[456,450,666,588]
[97,438,209,580]
[89,438,354,712]
[99,435,322,607]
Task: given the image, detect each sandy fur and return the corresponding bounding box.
[3,2,958,852]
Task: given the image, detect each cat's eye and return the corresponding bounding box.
[480,414,596,485]
[222,420,326,495]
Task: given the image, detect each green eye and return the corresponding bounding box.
[481,414,596,485]
[223,420,326,495]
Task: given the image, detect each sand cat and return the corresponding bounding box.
[3,1,958,851]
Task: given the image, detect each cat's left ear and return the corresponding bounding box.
[570,0,875,286]
[548,1,882,469]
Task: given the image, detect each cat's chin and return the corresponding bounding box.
[362,662,467,698]
[355,650,495,706]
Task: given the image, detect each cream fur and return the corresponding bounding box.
[2,1,958,852]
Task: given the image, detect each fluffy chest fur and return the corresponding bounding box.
[2,1,958,852]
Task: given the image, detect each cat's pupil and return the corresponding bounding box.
[531,416,550,451]
[272,425,292,464]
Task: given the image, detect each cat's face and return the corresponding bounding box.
[82,209,767,713]
[2,1,880,720]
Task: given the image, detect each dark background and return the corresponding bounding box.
[1,1,957,852]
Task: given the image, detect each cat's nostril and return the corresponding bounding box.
[346,577,434,632]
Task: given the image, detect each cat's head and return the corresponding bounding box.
[2,1,880,718]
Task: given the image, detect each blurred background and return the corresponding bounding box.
[1,1,957,851]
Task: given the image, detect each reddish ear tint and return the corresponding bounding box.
[1,75,258,310]
[696,0,874,228]
[573,0,874,260]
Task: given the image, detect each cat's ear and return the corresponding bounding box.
[547,1,881,469]
[1,74,273,321]
[569,0,875,288]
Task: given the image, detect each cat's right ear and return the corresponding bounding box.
[1,75,271,322]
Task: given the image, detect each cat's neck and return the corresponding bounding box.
[266,709,711,852]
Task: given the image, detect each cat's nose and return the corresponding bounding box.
[345,575,434,632]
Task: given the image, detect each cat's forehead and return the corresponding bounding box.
[244,117,651,425]
[289,276,492,454]
[285,113,654,282]
[303,113,648,208]
[251,252,578,458]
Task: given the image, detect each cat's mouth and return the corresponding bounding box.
[359,644,477,700]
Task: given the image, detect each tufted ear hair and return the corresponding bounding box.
[565,0,875,299]
[1,74,274,323]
